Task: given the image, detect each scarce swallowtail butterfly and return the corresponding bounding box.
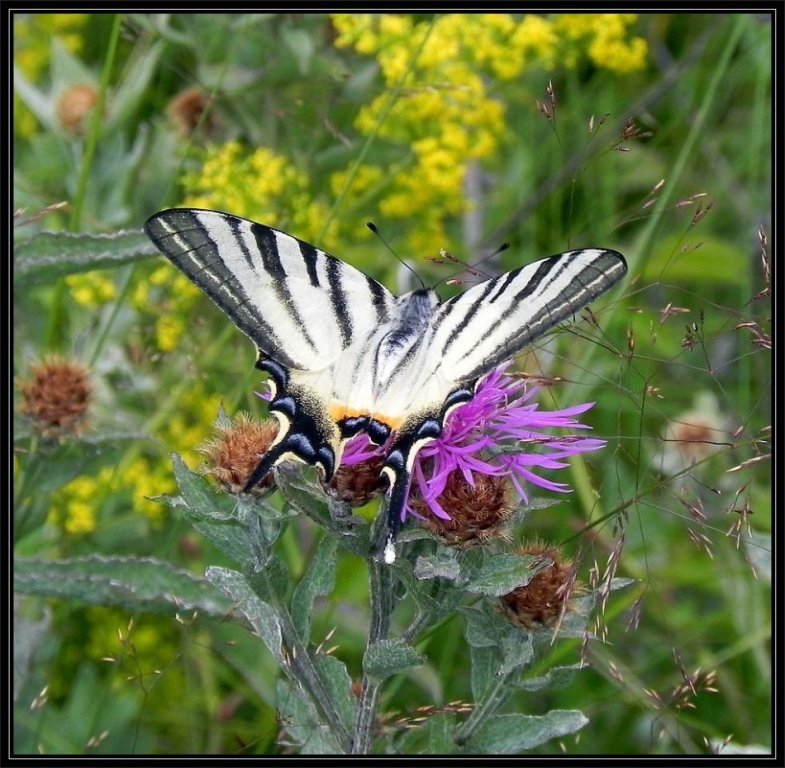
[145,209,627,564]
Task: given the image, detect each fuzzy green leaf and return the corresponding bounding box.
[277,678,342,754]
[313,654,357,735]
[15,555,235,619]
[14,228,157,286]
[499,631,535,675]
[469,644,499,701]
[466,711,588,753]
[205,566,284,664]
[462,604,506,648]
[464,553,539,597]
[167,455,255,569]
[413,552,462,581]
[291,535,337,641]
[518,664,584,692]
[363,638,423,680]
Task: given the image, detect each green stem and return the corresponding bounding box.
[453,663,513,746]
[70,14,122,231]
[253,566,354,752]
[352,512,397,754]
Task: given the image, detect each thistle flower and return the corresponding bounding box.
[18,355,92,438]
[200,412,278,494]
[322,452,386,507]
[499,543,579,630]
[55,83,98,135]
[341,363,605,538]
[409,470,514,548]
[166,87,216,137]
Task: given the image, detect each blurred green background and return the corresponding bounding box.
[13,13,771,755]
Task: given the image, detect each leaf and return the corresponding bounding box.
[398,712,458,754]
[498,631,534,675]
[363,639,423,680]
[469,644,499,701]
[170,454,237,521]
[106,41,164,130]
[466,711,588,754]
[14,556,235,619]
[462,604,505,648]
[313,654,357,736]
[282,27,315,74]
[413,552,462,581]
[275,654,355,754]
[275,471,366,556]
[291,535,337,641]
[205,566,284,664]
[464,553,539,597]
[14,228,157,286]
[517,664,584,692]
[167,462,253,569]
[277,678,342,754]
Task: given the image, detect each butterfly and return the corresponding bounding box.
[145,208,627,563]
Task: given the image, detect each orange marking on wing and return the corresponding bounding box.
[328,402,403,431]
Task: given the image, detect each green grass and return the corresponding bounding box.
[13,12,771,756]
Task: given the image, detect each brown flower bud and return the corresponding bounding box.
[19,355,92,438]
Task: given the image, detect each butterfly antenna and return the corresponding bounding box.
[433,241,511,290]
[367,222,427,291]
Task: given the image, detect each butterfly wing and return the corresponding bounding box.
[144,209,397,371]
[372,247,627,561]
[423,248,628,385]
[145,208,399,484]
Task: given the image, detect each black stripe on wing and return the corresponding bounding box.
[430,248,627,382]
[145,209,298,366]
[248,223,321,353]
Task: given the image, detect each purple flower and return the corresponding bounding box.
[341,363,606,523]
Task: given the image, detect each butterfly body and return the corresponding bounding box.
[145,208,627,563]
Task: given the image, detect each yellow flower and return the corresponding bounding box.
[122,458,171,525]
[65,272,117,307]
[51,471,106,535]
[181,143,310,228]
[551,13,648,73]
[155,315,184,353]
[589,35,648,73]
[63,500,96,535]
[511,15,558,71]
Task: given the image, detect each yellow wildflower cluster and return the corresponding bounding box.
[551,14,648,73]
[122,457,173,524]
[159,386,224,469]
[65,271,117,307]
[131,265,200,353]
[180,141,338,247]
[330,13,647,251]
[49,468,109,535]
[49,454,175,536]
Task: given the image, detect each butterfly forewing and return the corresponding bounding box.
[144,209,397,371]
[418,247,629,384]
